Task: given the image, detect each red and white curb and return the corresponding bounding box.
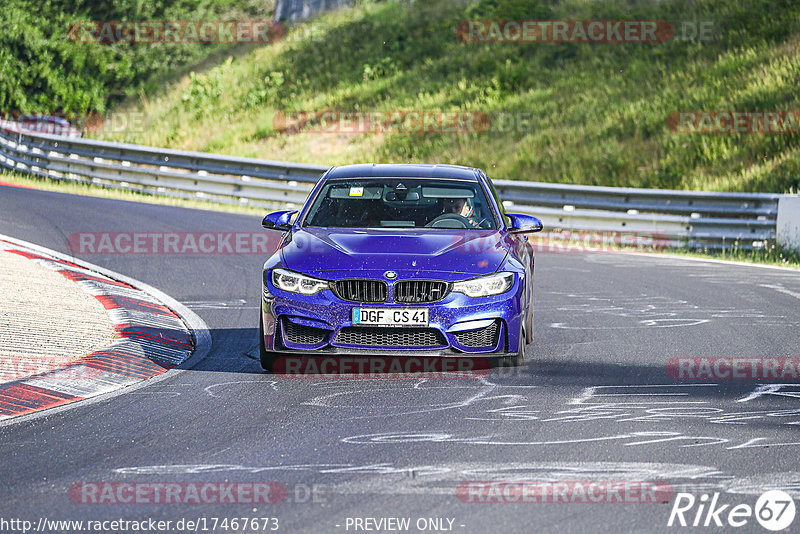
[0,235,210,421]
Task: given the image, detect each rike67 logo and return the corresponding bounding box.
[668,490,795,531]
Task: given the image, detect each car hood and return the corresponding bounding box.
[281,228,509,276]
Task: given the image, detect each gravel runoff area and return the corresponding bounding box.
[0,249,116,383]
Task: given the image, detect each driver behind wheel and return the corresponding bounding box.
[441,197,479,227]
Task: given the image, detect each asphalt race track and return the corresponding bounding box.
[1,184,799,533]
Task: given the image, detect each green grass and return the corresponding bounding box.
[87,0,800,193]
[4,170,797,269]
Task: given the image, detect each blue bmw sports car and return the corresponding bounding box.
[259,163,543,371]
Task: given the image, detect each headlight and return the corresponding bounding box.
[452,272,514,298]
[271,268,330,295]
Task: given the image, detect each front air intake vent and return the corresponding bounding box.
[334,327,446,348]
[282,318,329,346]
[453,321,499,348]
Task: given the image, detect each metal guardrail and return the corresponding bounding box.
[0,120,784,249]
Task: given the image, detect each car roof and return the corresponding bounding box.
[324,163,481,181]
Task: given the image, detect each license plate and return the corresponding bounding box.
[352,307,429,327]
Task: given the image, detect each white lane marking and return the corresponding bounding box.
[107,308,187,329]
[113,461,800,498]
[204,380,278,397]
[759,283,800,300]
[737,384,800,403]
[569,384,719,405]
[183,300,257,309]
[114,460,724,480]
[302,374,540,420]
[550,320,710,329]
[339,430,730,447]
[727,438,800,449]
[116,463,352,475]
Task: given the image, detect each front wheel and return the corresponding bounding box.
[259,313,280,371]
[497,324,526,368]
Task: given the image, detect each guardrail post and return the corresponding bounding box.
[777,195,800,253]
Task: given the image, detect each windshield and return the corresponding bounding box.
[302,178,497,229]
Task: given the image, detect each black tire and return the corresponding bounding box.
[259,313,280,371]
[497,324,525,368]
[521,320,532,361]
[527,302,534,344]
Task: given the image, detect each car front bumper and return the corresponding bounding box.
[261,273,525,357]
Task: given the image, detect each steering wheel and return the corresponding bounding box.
[426,213,472,228]
[473,216,491,229]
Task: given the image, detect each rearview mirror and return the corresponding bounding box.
[506,213,543,234]
[386,191,421,201]
[262,210,298,232]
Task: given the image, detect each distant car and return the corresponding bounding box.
[258,163,542,371]
[17,114,82,138]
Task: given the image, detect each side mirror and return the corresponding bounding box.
[262,210,298,232]
[506,213,543,234]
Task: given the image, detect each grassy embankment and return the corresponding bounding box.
[2,0,799,265]
[89,0,800,193]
